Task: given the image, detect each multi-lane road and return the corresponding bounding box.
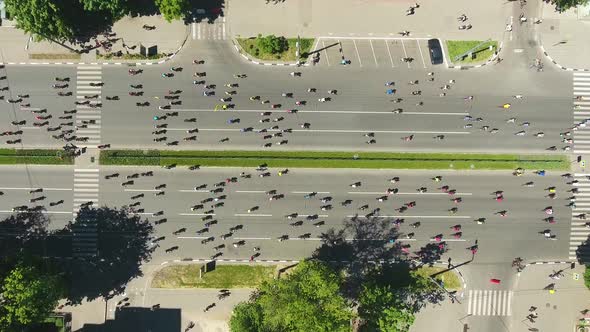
[0,166,575,265]
[0,40,576,153]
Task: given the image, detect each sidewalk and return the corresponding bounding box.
[510,263,590,332]
[540,2,590,70]
[59,262,252,332]
[0,15,188,64]
[229,0,509,41]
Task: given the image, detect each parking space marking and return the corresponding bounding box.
[322,40,330,66]
[352,39,362,67]
[401,40,410,68]
[369,40,378,67]
[385,40,395,67]
[416,40,427,68]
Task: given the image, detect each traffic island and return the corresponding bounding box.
[235,35,314,64]
[446,40,498,66]
[151,264,276,289]
[0,149,74,165]
[100,150,569,170]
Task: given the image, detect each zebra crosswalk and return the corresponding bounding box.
[76,66,102,148]
[466,290,513,316]
[573,72,590,153]
[570,174,590,262]
[192,17,227,40]
[73,169,99,214]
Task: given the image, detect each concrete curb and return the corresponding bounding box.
[160,258,468,292]
[539,44,590,72]
[230,39,310,67]
[448,40,504,70]
[524,260,574,267]
[0,29,190,67]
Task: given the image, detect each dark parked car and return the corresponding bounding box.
[427,39,443,65]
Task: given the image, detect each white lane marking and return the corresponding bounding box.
[369,40,378,67]
[0,210,72,214]
[167,128,470,135]
[385,40,395,67]
[429,238,466,242]
[348,191,472,195]
[0,187,72,191]
[291,191,331,194]
[234,214,273,217]
[178,213,216,216]
[416,39,427,68]
[322,40,330,66]
[352,39,362,67]
[348,215,471,219]
[401,39,410,68]
[509,16,513,41]
[169,109,467,115]
[192,22,196,39]
[235,190,266,193]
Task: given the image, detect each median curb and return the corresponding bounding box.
[540,44,590,72]
[231,38,310,67]
[0,29,189,67]
[447,40,504,70]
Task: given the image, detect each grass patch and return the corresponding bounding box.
[29,53,81,60]
[151,264,275,289]
[415,266,462,291]
[236,37,314,62]
[97,52,165,60]
[446,40,498,64]
[100,150,568,171]
[0,149,73,165]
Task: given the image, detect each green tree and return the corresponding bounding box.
[230,260,352,332]
[359,284,415,332]
[229,302,265,332]
[155,0,188,22]
[78,0,129,18]
[584,265,590,290]
[4,0,76,42]
[551,0,589,12]
[256,34,288,55]
[0,264,64,330]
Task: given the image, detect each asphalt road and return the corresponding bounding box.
[0,166,573,265]
[0,40,575,153]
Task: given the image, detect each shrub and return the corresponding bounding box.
[256,34,288,55]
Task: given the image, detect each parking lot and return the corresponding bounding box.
[312,37,444,69]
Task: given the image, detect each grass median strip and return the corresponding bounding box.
[0,149,73,165]
[100,150,568,170]
[151,264,276,289]
[415,266,462,290]
[446,40,498,64]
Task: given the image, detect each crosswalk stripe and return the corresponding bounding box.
[466,290,512,316]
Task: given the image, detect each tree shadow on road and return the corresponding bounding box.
[0,211,50,279]
[312,216,402,298]
[575,234,590,265]
[59,206,155,304]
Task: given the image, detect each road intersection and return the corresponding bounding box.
[0,0,589,331]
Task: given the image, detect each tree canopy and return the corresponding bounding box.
[4,0,76,42]
[550,0,589,12]
[230,260,352,332]
[154,0,189,22]
[0,263,65,331]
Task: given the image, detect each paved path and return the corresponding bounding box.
[229,0,509,41]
